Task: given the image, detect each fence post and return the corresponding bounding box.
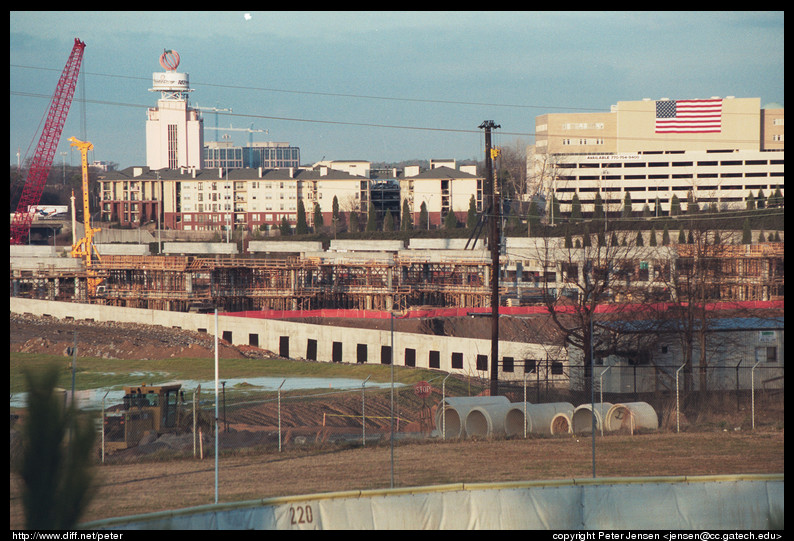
[675,363,686,433]
[277,379,285,452]
[751,361,761,429]
[362,375,371,446]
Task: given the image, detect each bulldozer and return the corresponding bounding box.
[103,383,187,452]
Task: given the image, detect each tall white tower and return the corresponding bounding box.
[145,49,204,170]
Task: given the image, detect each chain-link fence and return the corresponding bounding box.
[67,362,782,465]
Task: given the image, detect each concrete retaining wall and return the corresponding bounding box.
[10,298,564,382]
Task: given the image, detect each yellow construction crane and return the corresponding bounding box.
[68,136,102,295]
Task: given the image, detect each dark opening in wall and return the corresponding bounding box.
[249,334,259,347]
[380,345,391,365]
[452,352,463,369]
[332,341,343,363]
[279,336,289,358]
[307,339,317,361]
[357,343,367,364]
[404,348,416,367]
[476,354,488,371]
[429,350,440,369]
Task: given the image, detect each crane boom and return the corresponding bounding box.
[10,38,86,245]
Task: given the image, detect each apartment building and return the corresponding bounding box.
[529,97,784,216]
[99,160,485,232]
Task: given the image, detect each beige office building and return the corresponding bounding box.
[529,97,784,215]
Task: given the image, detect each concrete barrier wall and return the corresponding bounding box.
[82,474,784,530]
[10,298,562,382]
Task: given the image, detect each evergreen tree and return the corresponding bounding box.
[570,194,582,222]
[313,202,324,231]
[466,195,478,229]
[365,203,377,232]
[331,195,344,233]
[746,191,756,210]
[670,194,681,216]
[622,191,633,218]
[649,226,657,246]
[581,223,591,247]
[419,201,429,230]
[16,365,97,529]
[444,210,457,231]
[662,224,670,246]
[349,211,360,233]
[400,199,413,231]
[642,203,651,218]
[564,226,573,248]
[756,189,765,209]
[383,210,394,232]
[636,230,644,246]
[593,192,604,221]
[678,229,686,244]
[741,218,751,244]
[280,216,291,236]
[295,199,308,234]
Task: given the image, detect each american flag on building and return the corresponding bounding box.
[655,99,723,133]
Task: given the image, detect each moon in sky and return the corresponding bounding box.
[244,13,252,20]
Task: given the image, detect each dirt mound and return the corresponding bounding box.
[9,312,274,360]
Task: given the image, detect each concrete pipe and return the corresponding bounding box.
[464,403,514,438]
[605,402,659,433]
[572,402,614,434]
[550,412,572,435]
[435,396,509,439]
[504,402,575,437]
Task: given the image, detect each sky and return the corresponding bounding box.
[10,11,785,170]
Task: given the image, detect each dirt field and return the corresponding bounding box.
[8,313,785,529]
[10,430,784,528]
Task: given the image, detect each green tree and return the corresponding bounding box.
[649,226,657,246]
[570,194,582,222]
[349,211,360,233]
[670,194,681,216]
[365,203,377,232]
[444,210,457,231]
[592,192,604,221]
[419,201,429,230]
[662,224,670,246]
[400,199,413,231]
[745,191,755,210]
[280,216,292,236]
[331,195,342,234]
[636,230,644,246]
[16,365,97,529]
[295,199,308,234]
[581,223,591,247]
[564,226,573,248]
[313,202,324,231]
[466,195,478,229]
[383,210,394,232]
[741,218,752,244]
[622,191,633,218]
[756,189,766,209]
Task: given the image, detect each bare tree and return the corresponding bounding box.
[532,229,662,395]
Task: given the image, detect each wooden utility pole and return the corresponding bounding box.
[480,120,501,397]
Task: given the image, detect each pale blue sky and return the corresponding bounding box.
[10,11,784,169]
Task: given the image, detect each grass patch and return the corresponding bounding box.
[10,352,478,397]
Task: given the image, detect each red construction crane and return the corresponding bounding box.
[10,38,86,245]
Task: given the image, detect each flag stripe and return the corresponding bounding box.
[655,99,722,133]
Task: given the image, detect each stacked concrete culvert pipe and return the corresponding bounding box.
[435,396,510,439]
[503,402,575,437]
[572,403,614,434]
[550,412,573,435]
[605,402,659,433]
[464,402,515,438]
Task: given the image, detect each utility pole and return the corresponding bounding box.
[480,120,501,397]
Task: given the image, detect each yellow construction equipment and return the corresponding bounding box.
[68,136,103,295]
[103,383,187,453]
